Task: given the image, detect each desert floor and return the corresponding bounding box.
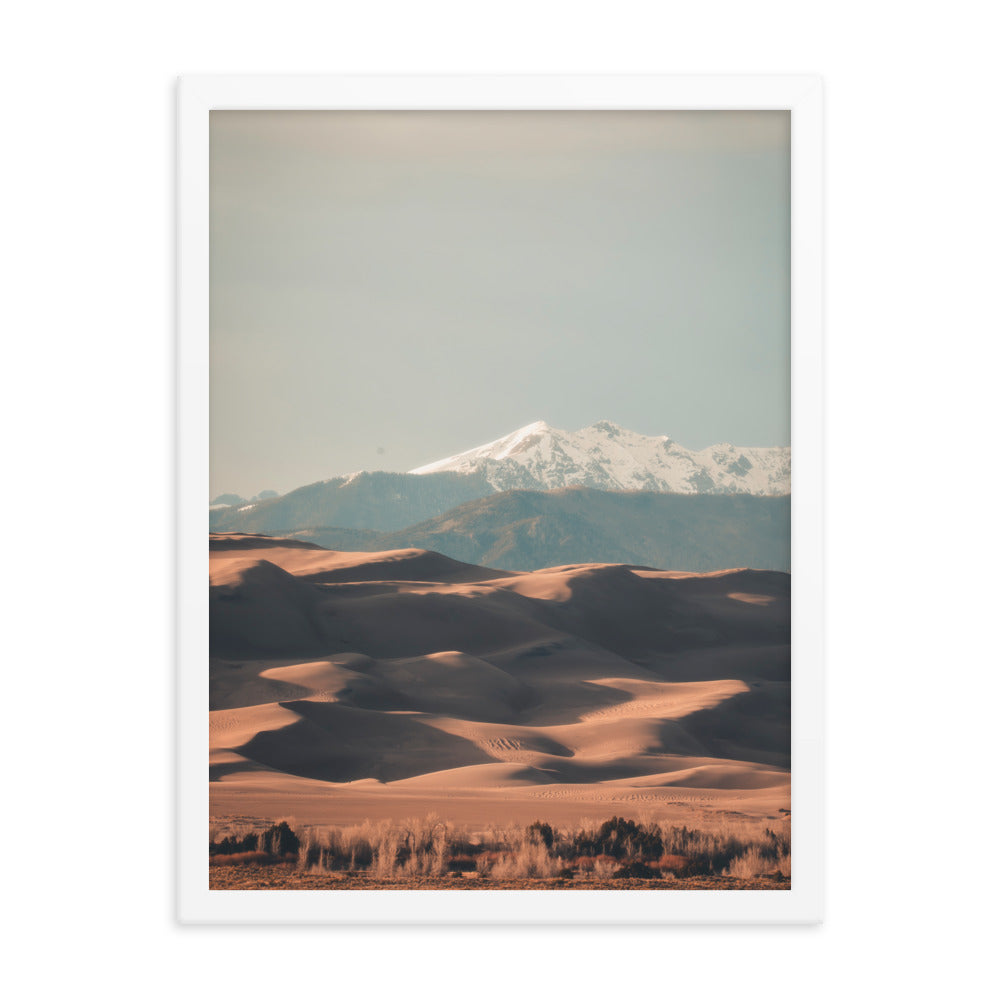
[209,863,789,891]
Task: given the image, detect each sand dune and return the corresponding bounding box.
[210,534,510,584]
[209,535,790,826]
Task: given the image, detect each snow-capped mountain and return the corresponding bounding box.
[409,420,790,496]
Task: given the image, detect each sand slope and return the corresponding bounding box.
[209,534,790,826]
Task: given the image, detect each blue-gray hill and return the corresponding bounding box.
[288,488,790,573]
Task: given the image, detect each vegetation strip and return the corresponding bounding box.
[210,815,791,889]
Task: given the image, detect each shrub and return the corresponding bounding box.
[591,857,618,880]
[654,853,691,874]
[397,815,449,877]
[612,861,661,880]
[259,821,299,857]
[725,847,767,878]
[526,821,555,848]
[489,841,560,880]
[661,820,790,875]
[572,816,664,860]
[723,844,791,880]
[574,854,612,873]
[210,832,258,856]
[209,851,273,867]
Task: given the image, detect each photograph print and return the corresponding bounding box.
[207,108,793,892]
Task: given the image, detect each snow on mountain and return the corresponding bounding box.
[209,489,282,510]
[409,420,790,496]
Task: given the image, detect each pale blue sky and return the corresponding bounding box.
[211,110,790,498]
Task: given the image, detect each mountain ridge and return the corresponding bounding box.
[409,420,790,496]
[284,487,791,573]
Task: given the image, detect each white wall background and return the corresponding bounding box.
[3,2,996,995]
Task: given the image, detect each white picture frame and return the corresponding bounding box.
[177,74,824,924]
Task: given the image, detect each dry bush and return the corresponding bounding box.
[296,827,320,871]
[209,851,273,867]
[487,840,560,880]
[612,860,661,880]
[662,817,790,875]
[294,816,452,877]
[483,823,529,851]
[654,853,690,873]
[209,818,262,856]
[211,817,263,841]
[591,858,618,880]
[399,814,450,877]
[574,853,616,873]
[724,846,767,878]
[298,822,380,871]
[724,844,791,879]
[372,829,401,881]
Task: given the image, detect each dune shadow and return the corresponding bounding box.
[680,686,791,767]
[236,700,496,783]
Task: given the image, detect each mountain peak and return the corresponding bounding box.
[409,421,790,496]
[588,419,626,437]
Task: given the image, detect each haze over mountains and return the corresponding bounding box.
[287,491,790,573]
[209,422,791,573]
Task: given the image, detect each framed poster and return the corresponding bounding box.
[177,75,823,923]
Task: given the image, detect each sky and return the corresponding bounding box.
[210,110,790,498]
